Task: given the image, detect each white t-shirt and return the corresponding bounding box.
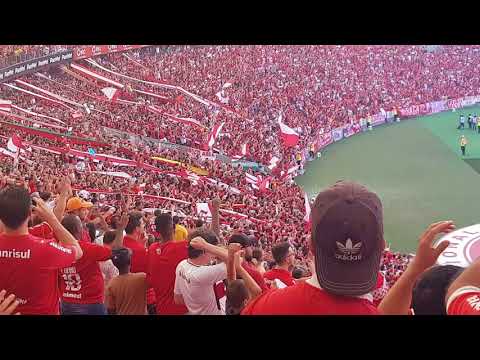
[174,260,227,315]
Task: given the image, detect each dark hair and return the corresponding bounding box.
[252,248,263,263]
[125,211,143,235]
[0,186,31,230]
[155,213,173,242]
[195,219,204,228]
[103,230,117,245]
[153,209,162,217]
[226,280,248,315]
[61,215,83,241]
[173,216,180,225]
[272,242,291,265]
[228,233,251,248]
[411,265,463,315]
[188,229,219,259]
[292,267,305,279]
[39,191,51,202]
[111,247,131,272]
[86,222,96,243]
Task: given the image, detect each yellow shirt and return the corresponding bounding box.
[174,224,188,242]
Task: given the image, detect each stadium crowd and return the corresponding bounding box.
[0,45,69,68]
[1,45,480,315]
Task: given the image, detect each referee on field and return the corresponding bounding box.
[460,135,468,156]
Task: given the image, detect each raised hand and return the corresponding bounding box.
[228,242,242,255]
[0,290,20,315]
[31,197,56,223]
[119,212,130,230]
[189,236,208,250]
[410,220,455,273]
[59,176,72,197]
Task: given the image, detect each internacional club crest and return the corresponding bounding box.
[435,224,480,267]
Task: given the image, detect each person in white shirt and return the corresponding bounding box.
[174,229,229,315]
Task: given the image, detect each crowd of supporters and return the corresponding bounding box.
[1,45,480,315]
[0,45,69,68]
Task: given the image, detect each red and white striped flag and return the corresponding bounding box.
[0,99,12,112]
[278,115,299,147]
[101,87,120,102]
[71,110,83,119]
[138,183,147,195]
[245,173,262,190]
[280,165,299,179]
[304,192,311,230]
[7,135,24,154]
[267,156,280,170]
[207,122,225,149]
[232,143,248,161]
[259,176,272,193]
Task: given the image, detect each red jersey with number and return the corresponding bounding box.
[59,240,112,304]
[447,286,480,315]
[264,268,295,287]
[0,234,76,315]
[123,235,147,273]
[147,241,188,315]
[242,281,380,315]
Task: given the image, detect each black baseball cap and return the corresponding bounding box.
[311,181,384,296]
[228,233,252,248]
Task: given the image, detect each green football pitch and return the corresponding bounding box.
[295,106,480,253]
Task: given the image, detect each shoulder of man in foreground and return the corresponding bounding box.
[241,281,379,315]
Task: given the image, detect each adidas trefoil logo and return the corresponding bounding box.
[335,239,362,261]
[336,239,362,254]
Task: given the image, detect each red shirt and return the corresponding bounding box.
[0,233,76,315]
[264,268,295,287]
[123,235,148,273]
[58,241,112,304]
[447,287,480,315]
[147,241,188,315]
[29,222,53,239]
[242,261,269,292]
[241,281,380,315]
[82,228,92,243]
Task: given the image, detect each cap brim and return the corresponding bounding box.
[81,202,93,209]
[315,247,381,296]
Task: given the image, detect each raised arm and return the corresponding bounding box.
[235,250,262,299]
[378,221,454,315]
[211,198,221,240]
[227,243,242,283]
[446,256,480,307]
[32,197,83,261]
[112,213,129,250]
[53,176,72,222]
[190,236,228,263]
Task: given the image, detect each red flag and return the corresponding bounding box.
[207,122,225,149]
[278,119,299,147]
[0,99,12,112]
[101,87,120,102]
